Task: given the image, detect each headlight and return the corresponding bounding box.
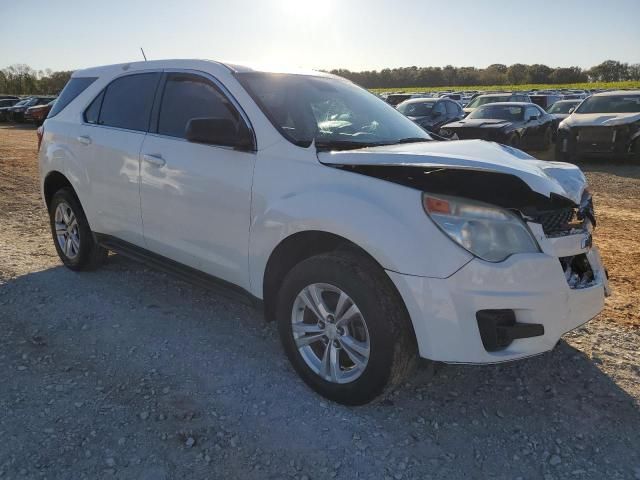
[422,194,540,262]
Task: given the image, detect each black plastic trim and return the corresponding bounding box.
[95,234,263,309]
[476,309,544,352]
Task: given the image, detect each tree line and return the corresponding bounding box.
[329,60,640,89]
[1,59,639,95]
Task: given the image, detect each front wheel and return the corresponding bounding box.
[276,251,417,405]
[49,188,108,271]
[507,133,521,149]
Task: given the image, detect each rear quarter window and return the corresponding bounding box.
[48,77,97,118]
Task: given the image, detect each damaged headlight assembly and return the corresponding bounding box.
[422,194,540,262]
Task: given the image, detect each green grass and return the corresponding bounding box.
[370,81,640,94]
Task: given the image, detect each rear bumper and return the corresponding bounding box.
[388,236,607,364]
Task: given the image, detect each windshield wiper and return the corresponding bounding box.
[392,137,432,145]
[315,140,388,151]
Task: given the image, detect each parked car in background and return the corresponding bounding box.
[25,98,56,126]
[39,59,607,404]
[463,93,531,115]
[556,90,640,161]
[397,97,464,133]
[440,102,554,150]
[0,98,30,121]
[0,98,20,109]
[547,99,583,140]
[0,95,20,101]
[529,94,562,111]
[384,93,415,106]
[7,96,55,122]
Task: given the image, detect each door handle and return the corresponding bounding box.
[77,135,92,146]
[142,153,166,167]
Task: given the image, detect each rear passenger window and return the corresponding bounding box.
[445,101,458,115]
[157,73,238,139]
[84,90,104,124]
[48,77,97,118]
[98,73,160,132]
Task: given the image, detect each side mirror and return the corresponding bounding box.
[185,117,253,150]
[433,110,443,117]
[528,115,539,122]
[568,107,575,114]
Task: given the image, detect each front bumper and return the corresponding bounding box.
[558,126,639,159]
[388,228,608,364]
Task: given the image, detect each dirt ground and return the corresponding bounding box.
[1,124,639,479]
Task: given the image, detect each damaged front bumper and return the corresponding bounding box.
[557,125,640,159]
[387,221,609,364]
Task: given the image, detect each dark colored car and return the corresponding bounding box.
[25,99,56,126]
[440,102,554,151]
[385,93,414,106]
[555,91,640,161]
[0,98,30,121]
[463,93,530,116]
[547,99,583,140]
[0,98,19,108]
[396,98,465,133]
[7,96,54,122]
[529,94,562,111]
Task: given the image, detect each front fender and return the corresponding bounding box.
[248,153,473,298]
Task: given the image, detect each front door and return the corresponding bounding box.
[139,72,256,289]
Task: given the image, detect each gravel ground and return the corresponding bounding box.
[1,125,639,480]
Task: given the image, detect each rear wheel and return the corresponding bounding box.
[276,251,417,405]
[49,188,108,271]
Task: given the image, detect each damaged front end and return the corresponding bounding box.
[318,140,610,296]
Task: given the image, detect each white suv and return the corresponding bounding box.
[39,60,609,405]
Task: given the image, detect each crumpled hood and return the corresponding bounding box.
[560,112,640,128]
[318,139,587,205]
[444,118,511,129]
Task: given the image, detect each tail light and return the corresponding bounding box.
[37,125,44,151]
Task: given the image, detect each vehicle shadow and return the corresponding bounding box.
[1,255,638,478]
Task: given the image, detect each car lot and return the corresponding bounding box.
[1,124,639,478]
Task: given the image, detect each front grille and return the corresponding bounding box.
[534,208,575,234]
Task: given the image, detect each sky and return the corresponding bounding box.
[1,0,639,73]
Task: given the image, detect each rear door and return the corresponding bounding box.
[138,71,256,289]
[78,72,161,246]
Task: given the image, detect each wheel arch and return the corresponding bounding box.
[43,170,75,209]
[261,230,413,339]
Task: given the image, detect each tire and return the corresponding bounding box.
[276,250,417,405]
[542,128,552,150]
[507,133,520,149]
[49,187,108,271]
[554,138,571,162]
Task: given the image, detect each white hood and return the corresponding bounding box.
[560,112,640,128]
[318,140,587,204]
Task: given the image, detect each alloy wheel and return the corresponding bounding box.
[291,283,370,384]
[54,202,80,259]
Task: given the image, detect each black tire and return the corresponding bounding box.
[507,133,520,149]
[276,250,417,405]
[542,127,552,150]
[554,138,571,162]
[49,188,108,271]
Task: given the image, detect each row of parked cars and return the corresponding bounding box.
[390,89,640,160]
[0,95,57,125]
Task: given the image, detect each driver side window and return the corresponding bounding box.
[433,102,446,116]
[524,106,539,121]
[157,73,239,139]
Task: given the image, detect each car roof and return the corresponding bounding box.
[592,90,640,97]
[555,99,582,103]
[476,102,533,107]
[74,59,338,80]
[399,98,439,104]
[477,93,519,97]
